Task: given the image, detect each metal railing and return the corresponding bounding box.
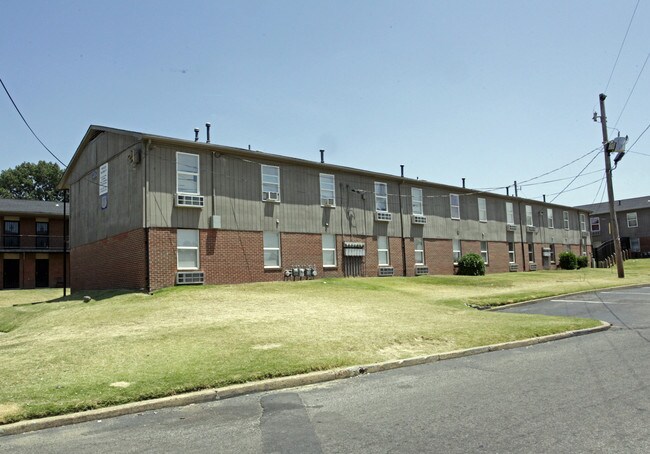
[0,234,68,251]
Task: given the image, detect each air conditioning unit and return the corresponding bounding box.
[415,266,429,275]
[411,215,427,224]
[378,266,394,276]
[175,194,204,207]
[262,191,280,202]
[322,198,335,207]
[176,271,205,285]
[529,263,537,271]
[526,226,538,233]
[375,211,392,222]
[509,263,518,272]
[581,231,589,238]
[506,224,517,231]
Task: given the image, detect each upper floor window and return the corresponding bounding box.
[591,217,600,233]
[36,221,49,248]
[563,211,570,230]
[627,212,638,228]
[261,165,281,202]
[176,152,200,195]
[411,188,423,216]
[525,205,533,227]
[506,202,514,225]
[375,182,388,212]
[450,194,460,220]
[547,208,554,228]
[580,213,587,232]
[478,198,487,222]
[3,220,19,248]
[319,174,336,206]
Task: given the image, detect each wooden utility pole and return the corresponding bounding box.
[598,93,625,278]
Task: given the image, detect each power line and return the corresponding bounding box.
[519,168,604,188]
[0,76,67,167]
[549,151,601,203]
[517,146,601,186]
[603,0,641,94]
[614,52,650,127]
[627,119,650,153]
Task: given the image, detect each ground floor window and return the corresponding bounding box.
[177,229,199,269]
[508,242,516,263]
[528,243,535,263]
[377,236,389,266]
[581,238,587,256]
[414,238,425,265]
[322,234,336,267]
[452,239,461,264]
[631,238,640,252]
[549,244,556,264]
[480,241,489,264]
[264,232,281,267]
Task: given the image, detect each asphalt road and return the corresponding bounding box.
[2,286,649,453]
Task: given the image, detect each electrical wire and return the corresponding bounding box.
[549,151,602,203]
[0,76,67,167]
[519,168,604,188]
[603,0,641,94]
[614,52,650,127]
[517,147,601,186]
[627,119,650,153]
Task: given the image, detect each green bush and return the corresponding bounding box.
[457,253,486,276]
[558,251,578,270]
[577,255,589,269]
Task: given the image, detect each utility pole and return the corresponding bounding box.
[514,181,527,271]
[598,93,625,278]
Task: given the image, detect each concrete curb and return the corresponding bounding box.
[0,320,610,437]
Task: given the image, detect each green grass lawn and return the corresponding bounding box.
[1,260,648,424]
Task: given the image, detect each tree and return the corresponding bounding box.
[0,161,64,201]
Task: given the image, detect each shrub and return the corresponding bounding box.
[577,255,589,269]
[457,253,486,276]
[558,251,578,270]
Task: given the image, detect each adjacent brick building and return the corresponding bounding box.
[59,125,591,292]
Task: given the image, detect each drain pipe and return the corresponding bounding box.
[398,165,407,276]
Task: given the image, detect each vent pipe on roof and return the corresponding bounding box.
[206,122,211,144]
[543,194,546,203]
[462,178,466,188]
[194,128,200,142]
[320,149,325,164]
[400,165,404,178]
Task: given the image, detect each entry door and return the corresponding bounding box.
[3,259,20,289]
[35,259,49,288]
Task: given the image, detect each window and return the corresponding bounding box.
[377,236,390,266]
[547,209,554,228]
[581,238,587,256]
[263,232,281,267]
[508,242,516,263]
[528,243,535,263]
[177,229,199,269]
[411,188,423,216]
[36,221,49,248]
[478,198,487,222]
[320,174,336,206]
[525,205,533,227]
[452,239,462,264]
[322,234,336,267]
[506,202,514,225]
[3,220,19,248]
[375,182,388,212]
[261,165,281,201]
[480,241,489,264]
[631,238,641,252]
[590,217,600,233]
[627,212,638,228]
[580,213,587,232]
[176,152,200,194]
[414,238,425,265]
[563,211,570,230]
[450,194,460,220]
[550,244,556,263]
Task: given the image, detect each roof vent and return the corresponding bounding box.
[206,122,211,144]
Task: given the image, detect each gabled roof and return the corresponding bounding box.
[576,195,650,215]
[0,198,68,217]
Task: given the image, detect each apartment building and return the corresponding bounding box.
[59,125,591,291]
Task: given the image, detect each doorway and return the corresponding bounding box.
[3,259,20,289]
[36,259,49,288]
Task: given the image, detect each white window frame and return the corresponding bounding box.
[478,198,487,223]
[563,211,570,230]
[508,241,516,263]
[322,233,337,267]
[375,182,388,212]
[627,212,638,228]
[528,243,535,263]
[263,231,281,268]
[549,244,556,264]
[414,237,425,265]
[480,241,489,265]
[377,236,390,266]
[581,238,587,256]
[411,188,423,216]
[525,205,533,227]
[506,202,514,225]
[547,208,554,229]
[591,217,601,233]
[261,165,281,201]
[450,194,460,220]
[630,238,641,252]
[452,239,462,264]
[319,174,336,206]
[580,213,587,232]
[176,152,200,195]
[177,229,199,270]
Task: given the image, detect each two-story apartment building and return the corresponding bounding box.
[0,198,69,289]
[577,196,650,258]
[59,125,591,292]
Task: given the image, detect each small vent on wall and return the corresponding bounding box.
[176,194,204,208]
[378,266,394,276]
[581,231,589,237]
[509,263,518,272]
[526,226,538,233]
[529,263,537,271]
[415,266,429,275]
[375,212,392,222]
[412,215,427,224]
[176,271,205,285]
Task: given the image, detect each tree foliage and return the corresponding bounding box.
[0,161,64,201]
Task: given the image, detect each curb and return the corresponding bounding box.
[0,320,610,436]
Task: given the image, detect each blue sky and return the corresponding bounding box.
[1,0,648,207]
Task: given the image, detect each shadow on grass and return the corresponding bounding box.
[45,289,138,304]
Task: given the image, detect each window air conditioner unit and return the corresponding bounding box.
[375,211,392,222]
[526,226,538,233]
[175,194,204,208]
[176,271,205,285]
[322,198,335,207]
[378,266,394,276]
[411,215,427,224]
[509,263,518,272]
[506,224,517,232]
[581,231,588,238]
[263,191,280,202]
[529,263,537,271]
[415,266,429,275]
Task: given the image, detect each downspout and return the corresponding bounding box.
[398,165,406,276]
[144,139,151,293]
[63,189,67,296]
